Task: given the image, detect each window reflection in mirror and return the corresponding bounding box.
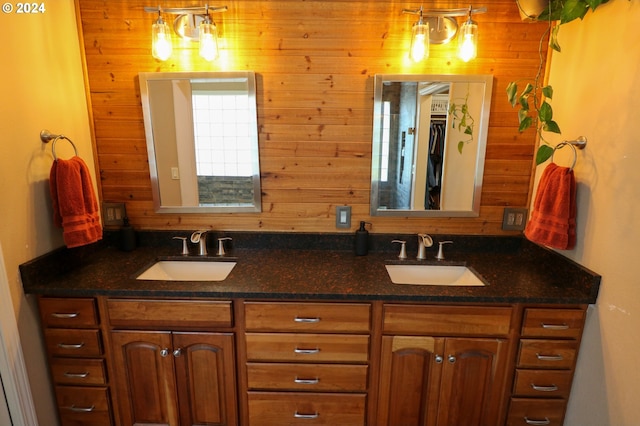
[139,71,261,213]
[371,74,493,217]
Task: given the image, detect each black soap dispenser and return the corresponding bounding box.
[355,221,371,256]
[119,216,136,252]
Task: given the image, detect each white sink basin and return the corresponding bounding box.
[385,264,485,286]
[136,260,236,281]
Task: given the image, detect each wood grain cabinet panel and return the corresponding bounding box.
[517,339,578,369]
[51,358,107,386]
[247,392,366,426]
[39,297,98,328]
[247,362,368,392]
[521,308,585,339]
[244,302,370,332]
[507,398,567,426]
[45,329,102,357]
[110,330,238,426]
[245,333,369,363]
[56,386,112,426]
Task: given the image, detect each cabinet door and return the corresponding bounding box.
[111,331,178,426]
[376,336,445,426]
[173,332,238,426]
[436,338,509,426]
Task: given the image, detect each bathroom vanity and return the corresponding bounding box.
[22,234,599,426]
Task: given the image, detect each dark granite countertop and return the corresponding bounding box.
[20,232,600,304]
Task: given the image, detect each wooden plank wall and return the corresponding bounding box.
[76,0,548,234]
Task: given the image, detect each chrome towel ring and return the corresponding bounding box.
[551,136,587,171]
[40,129,79,160]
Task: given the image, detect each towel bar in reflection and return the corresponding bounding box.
[40,129,79,160]
[551,136,587,170]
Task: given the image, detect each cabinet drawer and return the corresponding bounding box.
[247,362,368,391]
[518,340,577,369]
[244,302,370,332]
[383,304,512,336]
[246,333,369,362]
[56,386,112,426]
[107,299,232,328]
[51,358,107,385]
[39,297,98,328]
[513,369,572,399]
[507,398,567,426]
[45,329,102,357]
[248,392,366,426]
[521,308,585,339]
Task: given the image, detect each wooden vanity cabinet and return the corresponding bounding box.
[506,307,586,426]
[38,297,113,426]
[377,304,515,426]
[243,302,371,426]
[105,298,238,426]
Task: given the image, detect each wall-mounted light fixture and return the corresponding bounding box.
[144,4,227,62]
[402,5,487,62]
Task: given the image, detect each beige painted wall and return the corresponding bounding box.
[0,1,95,423]
[535,0,640,423]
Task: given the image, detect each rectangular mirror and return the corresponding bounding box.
[139,71,261,213]
[370,74,493,217]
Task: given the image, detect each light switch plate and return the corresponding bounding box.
[103,202,126,227]
[336,206,351,228]
[502,207,528,231]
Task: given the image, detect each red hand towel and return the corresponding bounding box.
[524,162,576,250]
[49,157,103,248]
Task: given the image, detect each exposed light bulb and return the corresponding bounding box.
[458,18,478,62]
[152,16,172,61]
[410,19,430,62]
[199,16,219,61]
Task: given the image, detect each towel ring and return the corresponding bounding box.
[551,136,587,171]
[40,129,79,161]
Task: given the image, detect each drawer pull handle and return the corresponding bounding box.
[294,377,320,385]
[536,353,564,361]
[66,405,95,413]
[294,411,319,419]
[52,312,79,319]
[294,347,320,354]
[294,317,320,323]
[541,323,569,330]
[64,371,89,378]
[531,383,559,392]
[57,342,85,350]
[524,417,550,425]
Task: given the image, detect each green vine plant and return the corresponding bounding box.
[448,84,475,154]
[506,0,610,165]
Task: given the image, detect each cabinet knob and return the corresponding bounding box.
[448,355,456,364]
[160,348,170,357]
[435,355,443,363]
[173,348,182,357]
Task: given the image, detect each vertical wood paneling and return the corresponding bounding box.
[76,0,548,234]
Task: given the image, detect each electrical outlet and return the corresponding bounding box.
[502,207,528,231]
[102,202,126,227]
[335,206,351,228]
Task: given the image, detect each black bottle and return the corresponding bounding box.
[355,221,370,256]
[119,216,136,252]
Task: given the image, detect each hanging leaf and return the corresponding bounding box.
[458,141,465,154]
[543,120,561,134]
[561,0,589,23]
[520,83,534,97]
[550,26,562,52]
[539,101,553,122]
[519,115,533,132]
[536,145,554,165]
[506,82,518,107]
[542,85,554,99]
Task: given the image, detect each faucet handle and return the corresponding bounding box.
[417,234,433,260]
[216,237,232,256]
[435,241,453,261]
[392,240,408,259]
[172,237,189,255]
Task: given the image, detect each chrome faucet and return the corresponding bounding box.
[416,233,433,260]
[435,241,453,260]
[190,230,209,256]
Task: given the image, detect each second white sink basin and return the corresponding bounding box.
[136,260,236,281]
[385,264,486,286]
